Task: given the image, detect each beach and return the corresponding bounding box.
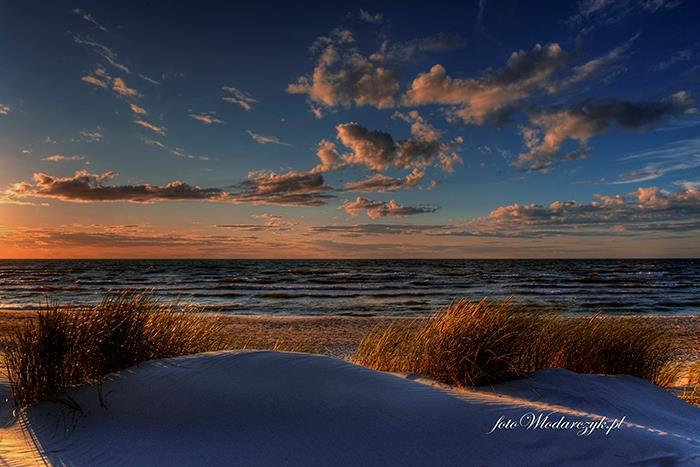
[2,350,699,466]
[2,310,700,359]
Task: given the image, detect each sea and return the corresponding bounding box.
[0,259,698,316]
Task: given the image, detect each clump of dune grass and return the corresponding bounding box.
[681,360,700,405]
[5,290,224,408]
[354,298,679,388]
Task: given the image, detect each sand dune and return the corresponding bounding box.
[2,351,699,466]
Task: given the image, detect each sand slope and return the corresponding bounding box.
[7,351,700,466]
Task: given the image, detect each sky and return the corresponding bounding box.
[0,0,699,258]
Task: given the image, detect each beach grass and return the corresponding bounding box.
[4,290,224,407]
[354,298,680,388]
[682,360,700,405]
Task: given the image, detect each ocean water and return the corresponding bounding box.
[0,259,698,316]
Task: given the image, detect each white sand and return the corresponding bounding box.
[2,351,699,466]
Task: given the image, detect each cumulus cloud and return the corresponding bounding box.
[222,86,257,111]
[515,92,695,171]
[5,170,226,203]
[134,119,167,136]
[190,112,223,124]
[231,170,334,206]
[0,103,11,115]
[287,29,400,112]
[445,186,700,236]
[130,103,147,115]
[314,116,462,175]
[341,197,439,218]
[404,43,568,124]
[41,154,87,162]
[246,130,291,146]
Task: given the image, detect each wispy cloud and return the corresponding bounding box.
[129,103,147,115]
[72,8,108,32]
[358,9,383,24]
[77,129,103,142]
[72,34,159,84]
[41,154,87,162]
[246,130,290,146]
[190,112,224,125]
[612,137,700,184]
[222,86,256,111]
[134,119,167,135]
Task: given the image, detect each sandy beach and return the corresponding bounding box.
[2,310,699,358]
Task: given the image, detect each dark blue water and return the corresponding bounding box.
[0,259,698,316]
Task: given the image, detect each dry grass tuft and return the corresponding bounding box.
[681,360,700,405]
[5,290,224,407]
[354,298,679,387]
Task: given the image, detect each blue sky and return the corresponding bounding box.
[0,0,699,258]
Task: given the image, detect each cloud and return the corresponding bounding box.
[72,8,108,32]
[72,34,159,84]
[370,33,466,63]
[216,213,296,232]
[246,130,291,146]
[404,43,568,124]
[287,29,400,112]
[78,129,103,142]
[170,147,209,161]
[222,86,257,111]
[81,74,109,88]
[444,186,700,237]
[142,137,166,149]
[5,170,226,203]
[41,154,87,162]
[568,0,682,34]
[72,35,130,74]
[315,116,462,174]
[134,119,167,136]
[656,46,696,71]
[130,103,147,115]
[0,103,11,115]
[358,9,383,24]
[344,169,424,192]
[112,77,139,97]
[190,112,223,124]
[612,137,700,184]
[341,197,439,218]
[231,170,334,207]
[311,223,442,236]
[515,92,695,171]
